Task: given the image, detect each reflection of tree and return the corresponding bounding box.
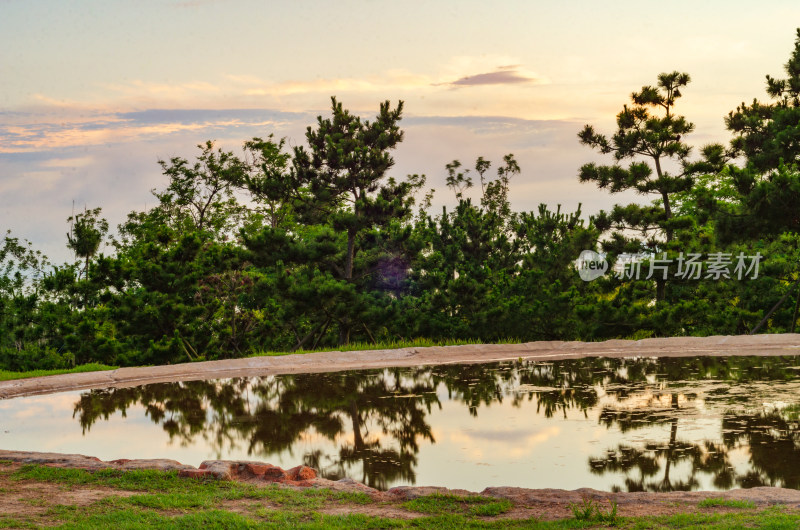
[590,391,736,492]
[74,369,440,489]
[71,355,800,491]
[586,355,800,492]
[722,410,800,489]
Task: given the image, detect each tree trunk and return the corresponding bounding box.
[661,190,673,242]
[656,277,666,303]
[349,400,364,451]
[338,325,350,346]
[339,229,356,345]
[345,230,355,280]
[653,157,673,243]
[661,394,680,490]
[653,156,671,303]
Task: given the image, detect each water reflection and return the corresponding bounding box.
[68,356,800,491]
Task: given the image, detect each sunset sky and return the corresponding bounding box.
[3,0,800,262]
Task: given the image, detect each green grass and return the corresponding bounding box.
[0,362,117,382]
[568,497,618,523]
[697,497,757,509]
[253,337,521,358]
[11,464,371,509]
[0,339,523,382]
[8,464,800,529]
[402,493,513,517]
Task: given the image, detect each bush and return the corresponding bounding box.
[0,345,75,372]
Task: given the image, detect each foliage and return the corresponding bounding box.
[6,30,800,370]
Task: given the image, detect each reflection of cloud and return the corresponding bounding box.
[448,425,560,460]
[600,390,698,411]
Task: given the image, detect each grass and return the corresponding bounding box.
[568,497,618,523]
[402,493,513,517]
[0,338,522,382]
[11,464,373,513]
[252,337,521,358]
[698,497,757,509]
[5,464,800,528]
[0,362,117,382]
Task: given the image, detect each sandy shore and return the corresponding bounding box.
[2,333,800,399]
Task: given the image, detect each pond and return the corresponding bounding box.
[3,355,800,492]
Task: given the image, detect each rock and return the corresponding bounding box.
[116,459,193,472]
[0,450,112,470]
[199,460,291,481]
[178,469,214,479]
[198,461,236,480]
[387,486,474,500]
[262,465,289,481]
[307,477,380,496]
[243,463,270,477]
[286,465,317,481]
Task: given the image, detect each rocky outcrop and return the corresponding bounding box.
[0,450,192,472]
[480,485,800,507]
[192,460,317,484]
[0,450,321,487]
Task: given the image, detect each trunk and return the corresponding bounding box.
[653,157,673,242]
[292,320,325,351]
[662,394,680,490]
[345,230,356,280]
[349,400,364,451]
[338,229,356,345]
[338,325,350,346]
[653,156,671,303]
[312,318,332,349]
[661,190,673,242]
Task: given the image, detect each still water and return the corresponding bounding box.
[3,355,800,492]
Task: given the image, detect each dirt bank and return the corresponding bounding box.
[2,333,800,399]
[1,450,800,522]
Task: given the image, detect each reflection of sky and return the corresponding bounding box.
[4,371,799,492]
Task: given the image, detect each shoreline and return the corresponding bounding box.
[3,448,800,509]
[2,333,800,399]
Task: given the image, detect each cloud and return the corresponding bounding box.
[235,71,433,97]
[0,108,311,153]
[448,68,542,87]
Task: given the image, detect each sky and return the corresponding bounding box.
[2,0,800,263]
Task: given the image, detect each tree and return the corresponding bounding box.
[482,154,520,218]
[721,29,800,240]
[67,207,108,280]
[444,160,473,200]
[237,135,297,230]
[578,72,696,246]
[727,28,800,173]
[156,141,246,238]
[292,97,423,344]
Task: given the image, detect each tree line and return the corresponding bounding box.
[4,30,800,370]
